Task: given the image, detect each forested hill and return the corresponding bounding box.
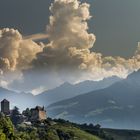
[1,114,140,140]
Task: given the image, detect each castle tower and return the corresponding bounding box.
[1,99,10,115]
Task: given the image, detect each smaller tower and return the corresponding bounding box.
[1,99,10,115]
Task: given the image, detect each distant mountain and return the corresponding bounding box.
[0,87,19,101]
[0,76,121,111]
[48,70,140,129]
[36,76,121,106]
[0,87,36,110]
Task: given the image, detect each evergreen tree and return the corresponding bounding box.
[10,106,21,126]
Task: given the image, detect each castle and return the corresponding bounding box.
[30,106,47,121]
[0,99,47,121]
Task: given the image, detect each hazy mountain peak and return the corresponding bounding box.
[59,82,73,88]
[127,69,140,79]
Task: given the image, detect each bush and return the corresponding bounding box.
[0,113,16,140]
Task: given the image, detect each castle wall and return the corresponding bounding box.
[39,110,46,120]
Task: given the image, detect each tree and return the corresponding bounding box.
[0,113,15,140]
[22,108,31,117]
[10,106,21,126]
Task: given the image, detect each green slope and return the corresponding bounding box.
[16,119,102,140]
[50,123,101,140]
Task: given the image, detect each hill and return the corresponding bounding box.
[2,112,140,140]
[48,70,140,129]
[0,113,102,140]
[104,128,140,140]
[15,118,140,140]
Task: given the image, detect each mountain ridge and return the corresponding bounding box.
[47,70,140,129]
[36,76,121,106]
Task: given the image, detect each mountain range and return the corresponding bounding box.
[47,70,140,129]
[36,76,121,106]
[1,70,140,129]
[0,76,121,111]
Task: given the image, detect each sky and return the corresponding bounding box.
[0,0,140,58]
[1,0,140,93]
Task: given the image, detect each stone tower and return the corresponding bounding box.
[1,99,10,115]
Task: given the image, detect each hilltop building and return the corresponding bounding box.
[1,99,10,115]
[0,99,47,124]
[30,106,47,121]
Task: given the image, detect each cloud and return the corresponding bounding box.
[1,0,140,92]
[32,0,140,79]
[24,33,49,41]
[0,28,43,89]
[30,86,47,95]
[32,0,97,71]
[0,28,42,73]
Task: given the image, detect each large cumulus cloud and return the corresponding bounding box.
[1,0,140,92]
[32,0,98,71]
[32,0,140,79]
